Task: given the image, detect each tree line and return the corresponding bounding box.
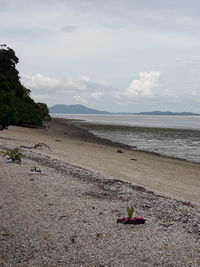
[0,44,50,130]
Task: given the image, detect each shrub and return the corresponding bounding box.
[0,148,22,162]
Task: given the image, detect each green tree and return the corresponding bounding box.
[0,45,49,129]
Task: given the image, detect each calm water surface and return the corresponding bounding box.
[53,114,200,129]
[52,114,200,163]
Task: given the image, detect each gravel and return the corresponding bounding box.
[0,146,200,266]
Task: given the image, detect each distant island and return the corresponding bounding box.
[49,104,200,116]
[118,111,200,116]
[49,104,110,114]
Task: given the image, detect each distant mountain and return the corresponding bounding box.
[117,111,200,116]
[49,104,200,116]
[136,111,200,116]
[49,104,110,114]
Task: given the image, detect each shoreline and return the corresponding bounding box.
[51,114,200,131]
[56,117,200,165]
[0,117,200,206]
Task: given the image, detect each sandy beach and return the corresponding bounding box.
[0,118,200,266]
[1,118,200,205]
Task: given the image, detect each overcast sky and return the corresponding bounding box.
[1,0,200,112]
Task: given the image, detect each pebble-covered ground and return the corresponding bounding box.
[0,145,200,267]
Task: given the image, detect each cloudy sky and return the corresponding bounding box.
[1,0,200,112]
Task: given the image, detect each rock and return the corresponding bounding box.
[5,158,21,164]
[5,159,13,163]
[31,166,42,173]
[117,149,123,153]
[58,215,68,221]
[15,159,21,164]
[96,233,103,239]
[70,235,77,244]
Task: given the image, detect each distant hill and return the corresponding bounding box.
[49,104,110,114]
[136,111,200,116]
[49,104,200,116]
[117,111,200,116]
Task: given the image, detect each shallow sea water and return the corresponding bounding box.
[91,128,200,163]
[53,114,200,163]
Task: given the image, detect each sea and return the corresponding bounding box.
[52,114,200,164]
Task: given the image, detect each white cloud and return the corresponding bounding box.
[20,71,200,112]
[21,73,110,106]
[124,71,161,98]
[91,92,104,99]
[22,74,60,90]
[80,75,90,82]
[73,95,88,104]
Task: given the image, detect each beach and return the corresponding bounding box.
[1,118,200,205]
[0,118,200,266]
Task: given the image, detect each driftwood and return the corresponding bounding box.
[20,143,51,150]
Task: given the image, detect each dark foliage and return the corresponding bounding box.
[37,102,51,121]
[0,45,49,130]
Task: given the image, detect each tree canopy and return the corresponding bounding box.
[0,45,49,130]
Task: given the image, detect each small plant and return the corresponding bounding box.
[126,205,135,220]
[117,205,145,224]
[0,148,22,162]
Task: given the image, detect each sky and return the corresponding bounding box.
[1,0,200,112]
